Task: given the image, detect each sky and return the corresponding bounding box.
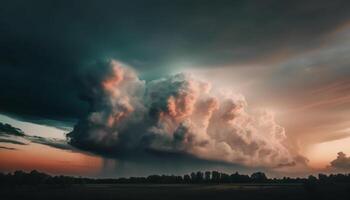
[1,0,350,177]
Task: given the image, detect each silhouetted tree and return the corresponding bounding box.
[251,172,268,183]
[220,173,230,183]
[212,171,220,183]
[184,174,191,183]
[190,172,196,182]
[205,171,211,182]
[2,169,350,185]
[196,171,204,183]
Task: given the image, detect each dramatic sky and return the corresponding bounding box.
[1,0,350,177]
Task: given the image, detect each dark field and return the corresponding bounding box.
[2,183,350,200]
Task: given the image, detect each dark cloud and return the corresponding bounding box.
[0,138,27,145]
[0,146,16,150]
[26,135,74,151]
[0,122,25,136]
[1,0,350,120]
[330,152,350,169]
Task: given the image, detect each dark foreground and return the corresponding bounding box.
[2,183,350,200]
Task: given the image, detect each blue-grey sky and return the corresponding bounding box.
[1,0,350,119]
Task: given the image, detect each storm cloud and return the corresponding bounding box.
[68,60,301,168]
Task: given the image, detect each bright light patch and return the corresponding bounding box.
[305,136,350,169]
[0,114,67,139]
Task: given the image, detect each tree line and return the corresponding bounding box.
[1,170,350,185]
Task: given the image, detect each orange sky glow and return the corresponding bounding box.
[0,143,102,176]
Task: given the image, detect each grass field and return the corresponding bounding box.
[2,183,350,200]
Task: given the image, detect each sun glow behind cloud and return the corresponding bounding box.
[305,135,350,170]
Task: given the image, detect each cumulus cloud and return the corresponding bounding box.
[330,152,350,169]
[68,59,301,168]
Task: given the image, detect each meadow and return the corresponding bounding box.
[2,183,350,200]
